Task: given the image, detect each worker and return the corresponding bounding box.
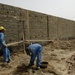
[26,43,43,69]
[0,26,11,64]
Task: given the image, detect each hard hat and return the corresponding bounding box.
[0,26,6,31]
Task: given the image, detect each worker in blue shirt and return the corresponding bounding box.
[26,43,43,69]
[0,26,10,64]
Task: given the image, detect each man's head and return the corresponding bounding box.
[0,26,6,33]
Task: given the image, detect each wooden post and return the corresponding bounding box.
[27,10,30,39]
[23,20,25,53]
[47,15,49,40]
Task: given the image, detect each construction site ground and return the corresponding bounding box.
[0,40,75,75]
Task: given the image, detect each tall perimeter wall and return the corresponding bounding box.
[0,3,75,43]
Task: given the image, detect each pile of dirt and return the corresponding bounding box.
[0,40,75,75]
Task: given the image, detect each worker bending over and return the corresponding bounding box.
[26,43,43,69]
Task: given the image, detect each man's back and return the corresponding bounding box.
[28,43,42,51]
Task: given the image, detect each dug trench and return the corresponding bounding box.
[0,40,75,75]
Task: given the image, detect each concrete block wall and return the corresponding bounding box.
[48,15,75,40]
[0,3,75,44]
[73,21,75,38]
[58,18,74,40]
[48,16,58,40]
[0,4,27,43]
[29,11,47,40]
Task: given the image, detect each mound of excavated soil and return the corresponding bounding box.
[0,40,75,75]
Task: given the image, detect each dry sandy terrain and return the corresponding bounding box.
[0,40,75,75]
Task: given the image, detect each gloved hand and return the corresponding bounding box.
[2,41,7,47]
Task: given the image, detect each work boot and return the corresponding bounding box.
[7,59,10,63]
[28,63,34,67]
[35,66,40,70]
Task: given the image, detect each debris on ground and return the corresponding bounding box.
[0,40,75,75]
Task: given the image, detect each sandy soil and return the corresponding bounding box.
[0,40,75,75]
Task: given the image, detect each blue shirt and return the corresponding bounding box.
[28,43,42,53]
[0,32,6,47]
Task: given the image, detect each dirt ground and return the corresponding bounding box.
[0,40,75,75]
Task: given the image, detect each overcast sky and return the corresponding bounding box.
[0,0,75,21]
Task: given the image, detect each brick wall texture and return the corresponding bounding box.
[0,3,75,43]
